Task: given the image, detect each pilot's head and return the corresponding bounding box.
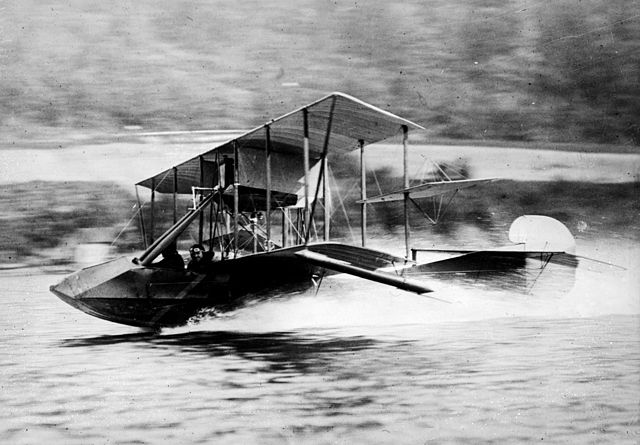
[189,244,205,260]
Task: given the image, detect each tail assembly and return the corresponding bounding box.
[508,215,576,255]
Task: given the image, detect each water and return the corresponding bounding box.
[1,239,639,444]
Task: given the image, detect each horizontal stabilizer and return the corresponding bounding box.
[411,249,580,271]
[411,215,580,271]
[358,178,498,204]
[295,249,432,294]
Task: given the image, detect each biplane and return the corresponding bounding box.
[50,92,580,328]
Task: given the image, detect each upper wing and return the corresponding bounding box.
[136,92,424,198]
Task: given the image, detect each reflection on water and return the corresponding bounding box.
[50,317,640,444]
[62,331,380,376]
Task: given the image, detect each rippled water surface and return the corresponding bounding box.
[1,239,639,444]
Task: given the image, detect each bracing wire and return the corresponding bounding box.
[328,166,357,244]
[110,203,144,247]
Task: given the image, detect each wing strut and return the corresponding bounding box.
[402,125,410,258]
[233,141,239,258]
[265,125,272,250]
[360,139,367,247]
[303,108,311,242]
[307,95,336,244]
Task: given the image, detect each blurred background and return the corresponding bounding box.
[0,0,638,267]
[2,0,638,144]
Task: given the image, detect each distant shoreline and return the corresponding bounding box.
[1,138,639,194]
[1,179,637,269]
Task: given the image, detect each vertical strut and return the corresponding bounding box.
[282,208,287,247]
[265,125,272,251]
[172,167,178,225]
[233,141,239,258]
[208,155,216,252]
[303,108,310,244]
[402,125,410,259]
[360,139,366,247]
[323,156,330,241]
[135,185,148,250]
[308,95,335,244]
[198,156,204,245]
[216,153,226,257]
[150,177,155,245]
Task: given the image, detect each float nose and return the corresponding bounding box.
[49,273,87,309]
[49,256,145,324]
[50,277,75,300]
[49,256,138,302]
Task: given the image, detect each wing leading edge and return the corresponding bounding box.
[295,243,433,294]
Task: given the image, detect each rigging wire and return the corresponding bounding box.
[371,167,383,196]
[328,166,357,244]
[110,202,144,248]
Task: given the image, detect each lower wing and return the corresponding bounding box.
[295,246,433,294]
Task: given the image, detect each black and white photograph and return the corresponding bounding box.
[1,1,638,443]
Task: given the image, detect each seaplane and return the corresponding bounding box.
[50,92,581,329]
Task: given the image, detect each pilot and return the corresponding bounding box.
[187,244,213,273]
[153,244,185,271]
